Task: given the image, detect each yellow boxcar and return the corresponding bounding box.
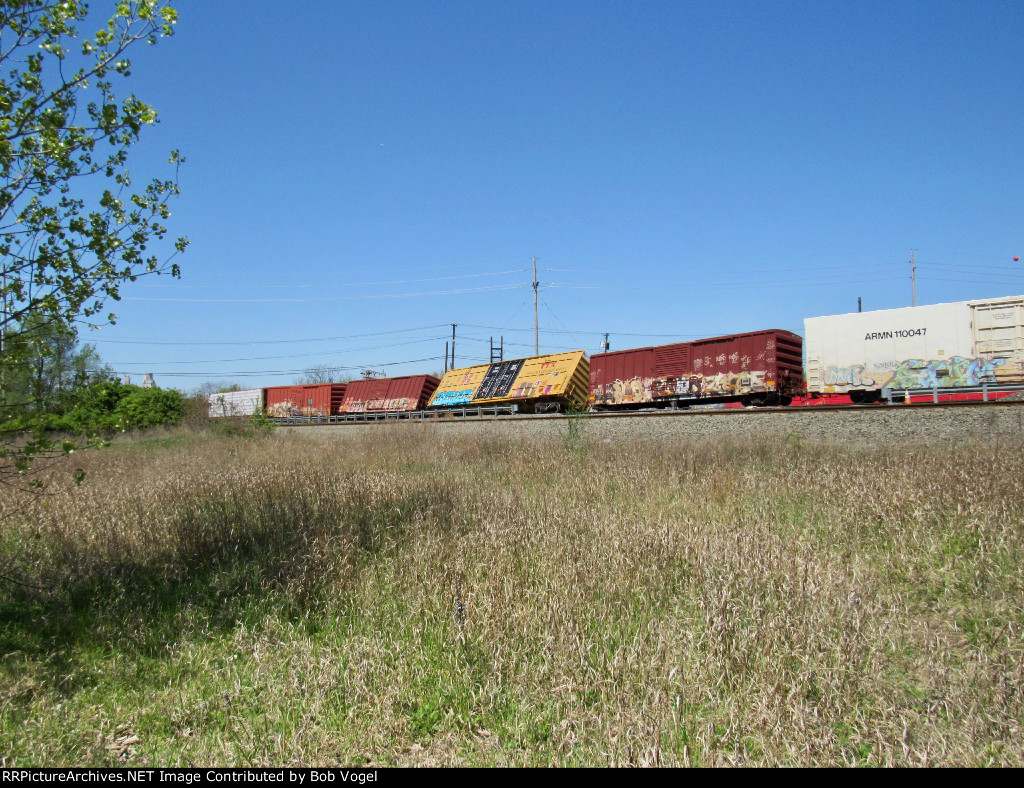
[428,350,590,413]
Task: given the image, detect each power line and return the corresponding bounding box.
[125,283,530,303]
[137,355,445,378]
[134,269,530,289]
[110,336,446,366]
[88,324,450,346]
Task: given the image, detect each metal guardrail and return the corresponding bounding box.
[885,382,1024,404]
[271,403,520,425]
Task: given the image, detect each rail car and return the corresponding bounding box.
[264,383,348,418]
[805,295,1024,403]
[208,387,264,418]
[428,350,590,413]
[341,374,440,414]
[206,294,1024,419]
[589,329,804,409]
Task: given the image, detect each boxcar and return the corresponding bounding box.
[207,388,265,418]
[589,329,804,408]
[804,295,1024,402]
[428,350,590,413]
[265,383,348,417]
[340,375,440,413]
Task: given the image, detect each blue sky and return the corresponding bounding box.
[83,0,1024,389]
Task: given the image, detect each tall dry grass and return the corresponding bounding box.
[1,426,1022,766]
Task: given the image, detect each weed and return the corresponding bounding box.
[0,428,1021,766]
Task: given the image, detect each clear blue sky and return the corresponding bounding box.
[86,0,1024,389]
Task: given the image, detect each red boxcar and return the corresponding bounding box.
[340,375,440,413]
[265,384,348,417]
[589,329,804,408]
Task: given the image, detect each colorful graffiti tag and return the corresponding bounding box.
[431,389,475,407]
[824,365,876,387]
[590,369,775,406]
[883,356,1008,391]
[265,400,331,418]
[343,397,415,413]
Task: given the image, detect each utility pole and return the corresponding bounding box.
[450,323,457,369]
[910,250,917,306]
[444,341,449,373]
[532,256,539,357]
[858,297,862,313]
[601,333,610,352]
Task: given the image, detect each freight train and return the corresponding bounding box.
[208,294,1024,418]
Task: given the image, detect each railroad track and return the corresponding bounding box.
[273,396,1024,428]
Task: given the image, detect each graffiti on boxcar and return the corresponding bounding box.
[701,370,769,396]
[432,389,474,407]
[512,380,555,399]
[345,396,415,413]
[266,400,331,417]
[824,365,875,387]
[266,400,296,418]
[590,377,655,405]
[882,356,1007,391]
[591,370,774,405]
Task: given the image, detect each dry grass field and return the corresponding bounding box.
[1,424,1022,766]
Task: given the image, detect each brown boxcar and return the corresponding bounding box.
[589,329,803,408]
[340,375,440,413]
[265,383,348,417]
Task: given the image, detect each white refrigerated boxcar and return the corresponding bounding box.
[207,388,265,417]
[805,295,1024,401]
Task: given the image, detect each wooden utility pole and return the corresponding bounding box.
[532,256,539,356]
[450,323,457,369]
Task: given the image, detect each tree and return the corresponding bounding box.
[190,380,243,399]
[49,377,183,432]
[0,313,112,416]
[0,1,185,482]
[296,364,349,384]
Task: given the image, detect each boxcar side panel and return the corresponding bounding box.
[970,296,1024,387]
[804,302,975,393]
[429,352,589,411]
[342,375,440,412]
[428,364,491,407]
[589,330,802,407]
[266,384,347,417]
[208,388,264,418]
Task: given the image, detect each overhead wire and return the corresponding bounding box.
[134,269,530,288]
[111,335,447,366]
[137,355,447,378]
[89,324,450,346]
[125,283,530,303]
